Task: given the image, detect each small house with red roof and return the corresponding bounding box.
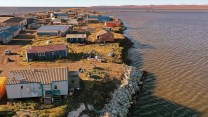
[26,44,68,62]
[105,20,122,27]
[96,30,114,43]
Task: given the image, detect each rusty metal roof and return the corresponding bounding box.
[26,44,67,53]
[2,17,25,23]
[6,67,68,85]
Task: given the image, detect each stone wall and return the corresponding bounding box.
[101,66,143,117]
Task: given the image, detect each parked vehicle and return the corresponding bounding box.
[4,50,11,55]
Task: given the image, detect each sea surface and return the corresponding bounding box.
[90,8,208,117]
[1,7,208,117]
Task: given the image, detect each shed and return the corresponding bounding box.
[37,25,72,36]
[96,30,114,43]
[26,44,68,62]
[6,67,69,100]
[66,34,87,44]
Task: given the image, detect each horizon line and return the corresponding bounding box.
[1,4,208,7]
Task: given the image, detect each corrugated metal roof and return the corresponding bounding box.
[0,26,20,38]
[26,44,67,53]
[37,25,71,33]
[6,67,68,85]
[66,34,86,38]
[96,30,108,36]
[2,17,25,23]
[0,17,13,23]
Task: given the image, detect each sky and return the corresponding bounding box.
[0,0,208,7]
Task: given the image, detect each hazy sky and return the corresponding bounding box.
[0,0,208,7]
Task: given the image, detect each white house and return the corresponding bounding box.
[6,67,73,103]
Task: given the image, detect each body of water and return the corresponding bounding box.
[1,7,208,117]
[90,7,208,117]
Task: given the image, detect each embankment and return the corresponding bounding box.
[101,65,143,117]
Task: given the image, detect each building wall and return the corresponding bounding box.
[0,35,12,44]
[6,83,42,99]
[97,33,114,42]
[52,81,68,95]
[26,49,68,62]
[67,38,86,43]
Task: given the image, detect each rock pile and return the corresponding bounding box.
[101,66,143,117]
[67,103,86,117]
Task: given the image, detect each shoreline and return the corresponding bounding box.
[0,7,138,117]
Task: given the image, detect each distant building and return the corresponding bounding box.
[37,25,72,36]
[67,19,79,26]
[26,44,68,62]
[0,26,22,44]
[53,12,69,20]
[52,18,62,25]
[85,18,99,23]
[96,30,114,43]
[5,67,75,103]
[1,17,27,27]
[28,23,43,30]
[88,15,111,22]
[68,11,76,18]
[66,34,87,44]
[105,21,122,27]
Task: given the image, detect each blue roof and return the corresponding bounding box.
[0,26,20,38]
[37,25,71,33]
[54,13,68,17]
[88,16,111,21]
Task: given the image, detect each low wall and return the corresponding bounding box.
[101,65,143,117]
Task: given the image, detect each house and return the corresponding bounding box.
[96,30,114,43]
[68,11,76,18]
[28,23,43,30]
[66,34,87,44]
[37,25,72,36]
[85,18,99,23]
[88,15,111,22]
[52,18,62,25]
[0,26,22,44]
[67,19,79,26]
[76,14,85,21]
[105,20,122,27]
[1,17,27,27]
[53,12,69,20]
[26,44,68,62]
[5,67,71,103]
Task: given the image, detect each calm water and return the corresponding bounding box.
[1,7,208,116]
[90,8,208,117]
[112,12,208,117]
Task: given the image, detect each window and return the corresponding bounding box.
[21,86,23,89]
[42,52,45,56]
[54,85,57,89]
[52,52,54,55]
[38,53,41,56]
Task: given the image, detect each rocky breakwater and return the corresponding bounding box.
[101,65,143,117]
